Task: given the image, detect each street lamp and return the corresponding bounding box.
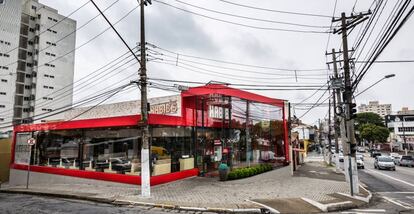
[355,74,396,97]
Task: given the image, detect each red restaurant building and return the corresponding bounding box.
[10,84,289,186]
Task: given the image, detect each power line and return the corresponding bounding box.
[148,77,326,87]
[152,0,332,34]
[353,2,414,89]
[174,0,331,29]
[90,0,140,63]
[149,44,329,72]
[216,0,333,18]
[0,47,139,116]
[0,83,133,128]
[152,50,329,77]
[1,0,90,56]
[1,0,121,68]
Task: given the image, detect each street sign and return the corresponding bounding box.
[27,138,36,146]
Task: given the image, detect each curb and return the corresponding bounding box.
[301,197,354,212]
[0,189,262,213]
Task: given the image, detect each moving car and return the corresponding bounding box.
[374,156,396,171]
[398,156,414,167]
[356,155,364,169]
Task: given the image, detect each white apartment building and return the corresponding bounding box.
[358,101,392,118]
[0,0,76,137]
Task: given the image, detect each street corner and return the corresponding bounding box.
[293,161,346,182]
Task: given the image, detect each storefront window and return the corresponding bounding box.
[82,127,140,175]
[151,126,193,176]
[14,132,32,165]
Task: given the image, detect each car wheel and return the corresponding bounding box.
[393,168,396,171]
[362,166,365,169]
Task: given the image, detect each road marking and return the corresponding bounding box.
[352,209,386,212]
[341,209,386,213]
[377,192,414,194]
[382,196,413,209]
[246,200,280,214]
[366,169,414,188]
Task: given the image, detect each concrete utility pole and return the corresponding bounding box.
[328,84,332,165]
[140,0,151,198]
[246,101,251,167]
[330,49,343,172]
[333,11,370,196]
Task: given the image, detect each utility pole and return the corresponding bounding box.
[328,83,332,165]
[246,101,251,167]
[327,48,344,172]
[140,0,152,198]
[333,11,370,196]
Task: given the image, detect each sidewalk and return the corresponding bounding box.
[0,162,371,213]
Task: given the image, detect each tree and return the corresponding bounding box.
[354,112,384,130]
[359,123,390,148]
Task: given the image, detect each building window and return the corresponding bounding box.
[0,118,4,122]
[1,79,7,82]
[24,85,31,89]
[2,66,9,70]
[25,74,31,78]
[0,92,6,95]
[31,5,37,10]
[0,105,5,108]
[24,97,30,101]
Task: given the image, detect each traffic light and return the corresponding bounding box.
[350,143,357,155]
[349,103,357,119]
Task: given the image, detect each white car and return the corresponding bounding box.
[356,155,364,169]
[374,156,396,171]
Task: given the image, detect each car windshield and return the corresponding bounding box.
[378,157,393,162]
[402,156,413,160]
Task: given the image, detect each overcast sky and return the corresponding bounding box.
[40,0,414,125]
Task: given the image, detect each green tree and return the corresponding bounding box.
[354,112,384,130]
[359,123,390,148]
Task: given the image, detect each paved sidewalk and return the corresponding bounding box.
[0,162,370,213]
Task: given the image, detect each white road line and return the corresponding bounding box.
[246,200,280,214]
[351,209,386,212]
[377,192,414,194]
[366,169,414,188]
[382,196,413,209]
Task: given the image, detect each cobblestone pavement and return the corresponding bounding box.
[5,164,350,209]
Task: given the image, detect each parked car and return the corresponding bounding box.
[356,155,364,169]
[393,156,401,165]
[374,156,396,171]
[398,156,414,167]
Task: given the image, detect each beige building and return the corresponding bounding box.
[358,101,392,118]
[397,107,414,115]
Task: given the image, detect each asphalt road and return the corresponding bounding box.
[0,193,205,214]
[355,153,414,213]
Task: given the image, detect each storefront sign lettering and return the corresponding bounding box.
[209,105,229,119]
[150,100,178,115]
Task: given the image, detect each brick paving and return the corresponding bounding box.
[5,163,350,209]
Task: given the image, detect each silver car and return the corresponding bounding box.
[374,156,396,171]
[398,156,414,167]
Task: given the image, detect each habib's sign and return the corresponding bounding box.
[209,105,230,120]
[150,99,178,115]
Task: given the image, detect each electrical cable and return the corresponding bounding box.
[174,0,331,29]
[149,44,329,72]
[152,0,332,34]
[1,0,90,56]
[216,0,333,18]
